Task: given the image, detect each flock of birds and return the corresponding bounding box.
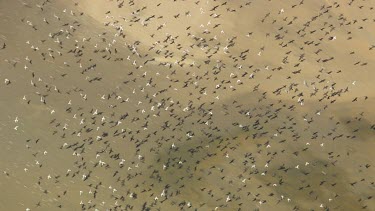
[0,0,374,210]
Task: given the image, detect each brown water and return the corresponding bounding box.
[0,0,374,210]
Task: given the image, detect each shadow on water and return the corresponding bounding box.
[144,90,374,210]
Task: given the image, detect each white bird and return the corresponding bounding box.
[119,159,125,166]
[4,78,10,85]
[226,195,231,202]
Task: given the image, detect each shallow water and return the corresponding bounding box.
[0,0,374,210]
